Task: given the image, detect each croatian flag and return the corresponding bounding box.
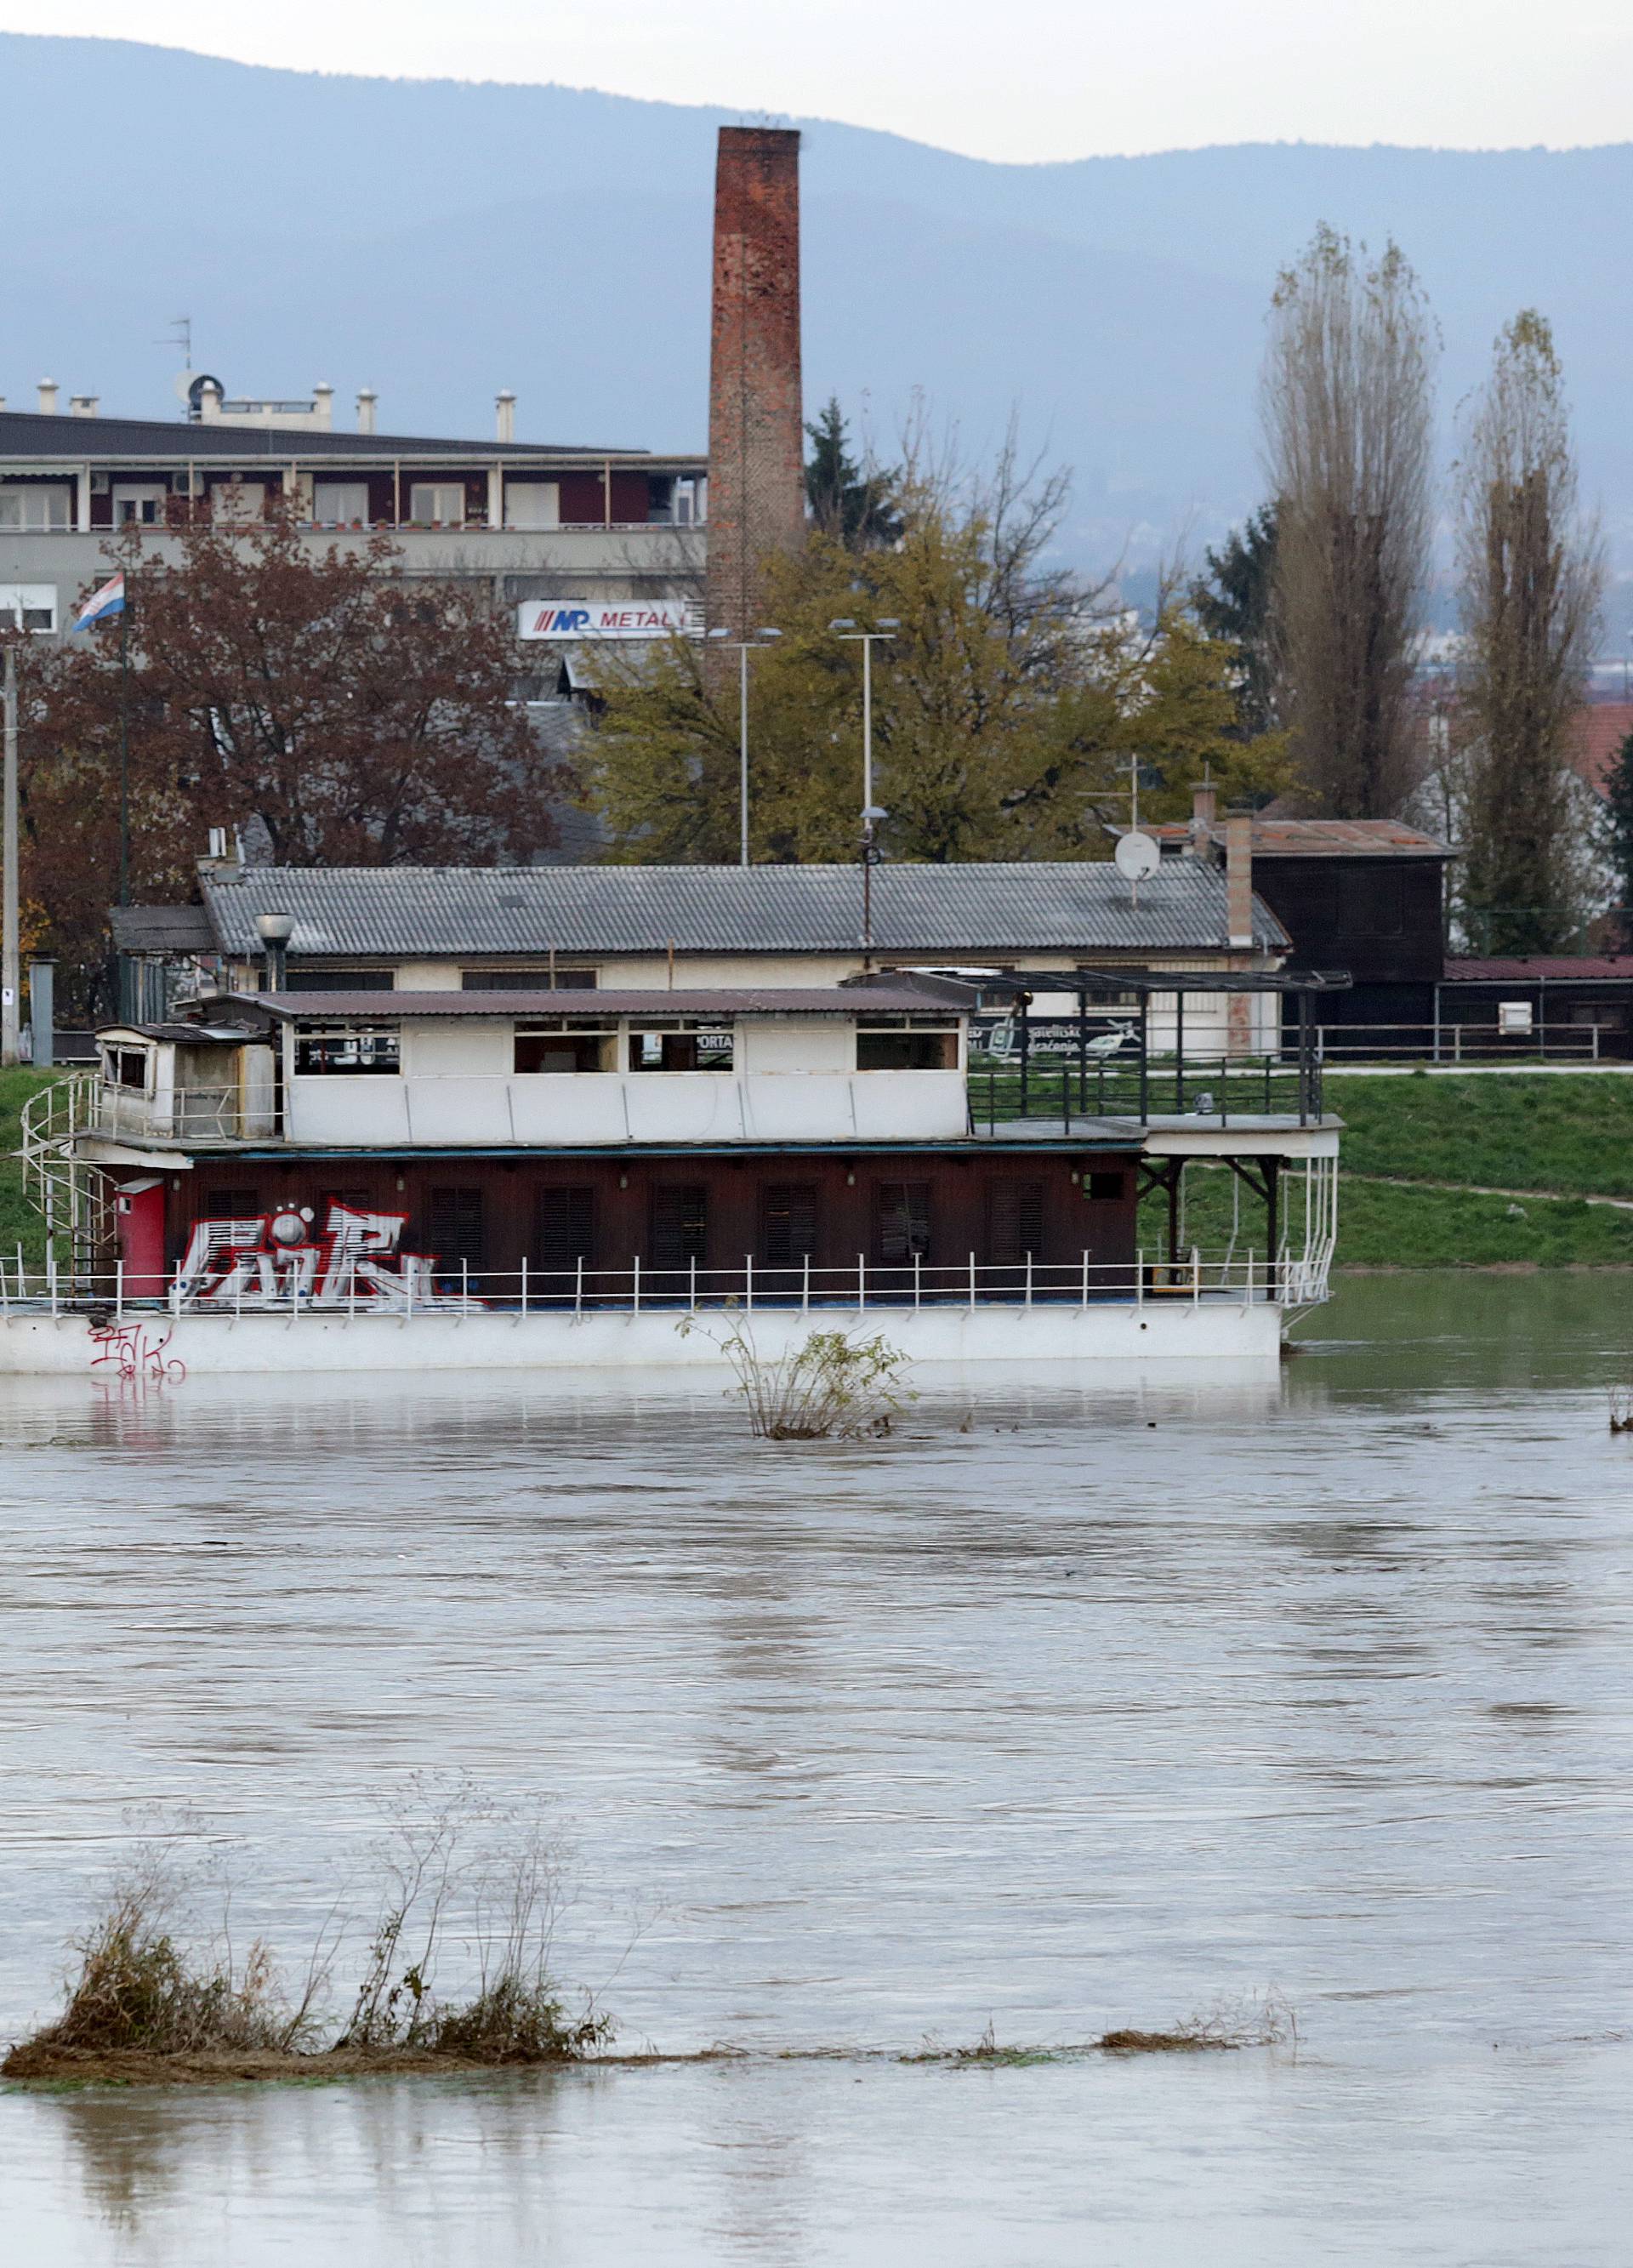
[72,573,126,632]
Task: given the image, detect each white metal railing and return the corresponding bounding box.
[0,1243,1333,1323]
[1316,1021,1607,1064]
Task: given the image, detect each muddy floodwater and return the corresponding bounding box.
[3,1274,1632,2265]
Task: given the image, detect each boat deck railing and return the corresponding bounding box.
[0,1245,1334,1323]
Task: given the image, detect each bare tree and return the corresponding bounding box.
[1454,311,1604,954]
[1261,225,1436,816]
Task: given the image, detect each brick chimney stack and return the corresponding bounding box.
[1225,806,1255,948]
[706,127,805,640]
[1187,775,1219,858]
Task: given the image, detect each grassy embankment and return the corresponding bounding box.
[0,1068,60,1269]
[1150,1073,1633,1269]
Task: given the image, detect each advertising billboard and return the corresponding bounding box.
[517,601,697,641]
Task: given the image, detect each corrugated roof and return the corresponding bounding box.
[1147,818,1449,858]
[199,863,1289,959]
[110,904,217,954]
[1442,956,1633,983]
[261,987,948,1019]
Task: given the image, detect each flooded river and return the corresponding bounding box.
[3,1274,1631,2264]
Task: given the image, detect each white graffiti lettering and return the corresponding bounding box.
[174,1203,475,1311]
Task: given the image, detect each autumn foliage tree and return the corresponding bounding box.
[16,515,560,1009]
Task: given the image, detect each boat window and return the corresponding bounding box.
[651,1186,708,1270]
[875,1182,931,1263]
[629,1026,733,1071]
[514,1028,614,1073]
[988,1182,1044,1264]
[107,1046,150,1092]
[293,1028,401,1075]
[856,1028,958,1070]
[761,1183,817,1267]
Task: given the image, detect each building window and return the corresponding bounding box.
[856,1027,958,1070]
[463,968,596,991]
[651,1186,708,1272]
[428,1188,485,1277]
[875,1182,930,1264]
[283,969,396,993]
[988,1182,1044,1266]
[629,1025,733,1071]
[761,1184,817,1268]
[514,1027,614,1073]
[1086,1171,1125,1202]
[0,584,57,633]
[504,482,560,530]
[292,1028,401,1074]
[409,482,468,527]
[112,484,168,526]
[313,482,370,526]
[0,484,71,531]
[535,1187,595,1274]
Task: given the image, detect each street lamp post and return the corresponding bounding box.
[829,620,898,950]
[708,626,781,865]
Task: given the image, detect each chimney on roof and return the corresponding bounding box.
[356,388,377,436]
[1225,806,1255,949]
[705,127,805,641]
[496,390,516,443]
[37,378,58,415]
[312,383,334,430]
[69,394,99,418]
[1187,774,1220,858]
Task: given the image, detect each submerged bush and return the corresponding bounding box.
[25,1856,310,2058]
[9,1787,615,2077]
[681,1319,914,1439]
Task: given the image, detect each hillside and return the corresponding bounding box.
[4,35,1633,585]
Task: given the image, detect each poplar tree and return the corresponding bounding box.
[1454,312,1603,954]
[1260,226,1435,816]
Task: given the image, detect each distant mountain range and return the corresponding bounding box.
[5,34,1632,611]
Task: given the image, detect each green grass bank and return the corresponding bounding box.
[1146,1072,1633,1269]
[0,1068,60,1269]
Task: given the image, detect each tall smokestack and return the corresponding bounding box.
[706,127,805,640]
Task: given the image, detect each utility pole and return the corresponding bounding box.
[2,641,18,1067]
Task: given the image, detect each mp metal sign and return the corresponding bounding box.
[517,601,697,641]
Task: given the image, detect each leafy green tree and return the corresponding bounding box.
[804,397,902,550]
[584,477,1290,865]
[1192,504,1280,738]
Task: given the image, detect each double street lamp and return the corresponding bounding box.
[707,625,781,866]
[829,618,899,949]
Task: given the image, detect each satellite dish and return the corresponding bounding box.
[1115,830,1160,880]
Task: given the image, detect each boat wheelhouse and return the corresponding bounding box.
[11,977,1342,1378]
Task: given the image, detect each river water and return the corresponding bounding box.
[2,1274,1630,2265]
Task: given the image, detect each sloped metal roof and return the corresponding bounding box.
[0,408,671,464]
[109,903,217,953]
[259,986,948,1019]
[198,863,1289,960]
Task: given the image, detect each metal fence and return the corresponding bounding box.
[970,1051,1320,1130]
[1314,1023,1609,1065]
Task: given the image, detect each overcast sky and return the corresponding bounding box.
[3,1,1630,163]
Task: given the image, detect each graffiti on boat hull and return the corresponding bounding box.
[175,1202,477,1312]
